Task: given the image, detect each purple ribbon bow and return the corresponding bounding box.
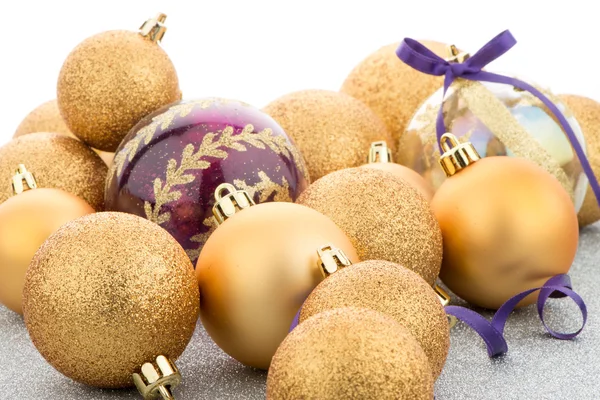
[446,274,587,357]
[396,30,600,205]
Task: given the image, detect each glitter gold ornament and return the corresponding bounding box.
[431,134,578,309]
[14,100,73,138]
[296,167,442,285]
[402,76,588,211]
[57,13,181,152]
[13,99,115,166]
[362,141,434,201]
[0,167,94,314]
[22,212,199,391]
[341,40,454,148]
[559,94,600,227]
[196,184,359,370]
[299,259,449,378]
[267,307,434,400]
[263,89,392,180]
[0,133,107,210]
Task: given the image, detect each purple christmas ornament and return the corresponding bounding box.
[105,98,310,262]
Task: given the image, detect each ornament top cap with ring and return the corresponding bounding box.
[212,183,255,224]
[438,133,481,177]
[139,13,167,43]
[445,44,470,63]
[12,164,37,195]
[367,141,393,164]
[133,355,181,400]
[317,244,352,278]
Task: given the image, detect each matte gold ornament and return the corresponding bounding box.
[263,89,393,180]
[296,167,442,285]
[23,212,199,391]
[559,94,600,227]
[0,133,107,209]
[341,40,453,149]
[57,13,181,152]
[299,259,449,378]
[431,134,578,309]
[362,141,434,201]
[0,168,94,314]
[13,99,115,166]
[267,307,434,400]
[196,184,359,370]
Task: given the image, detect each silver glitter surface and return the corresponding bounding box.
[1,226,600,399]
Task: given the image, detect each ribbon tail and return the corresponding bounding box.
[445,305,508,357]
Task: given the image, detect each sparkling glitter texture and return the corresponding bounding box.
[401,79,587,211]
[340,40,453,149]
[267,307,433,400]
[559,94,600,227]
[299,260,449,378]
[22,212,200,388]
[0,133,107,210]
[297,167,442,286]
[263,89,393,180]
[57,30,181,152]
[14,100,74,138]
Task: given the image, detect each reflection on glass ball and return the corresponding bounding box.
[105,98,309,262]
[399,79,587,211]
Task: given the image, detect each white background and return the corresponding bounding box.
[2,0,599,147]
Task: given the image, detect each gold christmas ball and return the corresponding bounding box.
[559,94,600,227]
[57,15,181,152]
[296,167,442,285]
[196,200,359,370]
[14,100,73,138]
[299,260,449,378]
[340,40,453,148]
[267,307,434,400]
[363,162,434,201]
[13,100,115,166]
[0,133,107,210]
[432,142,578,309]
[0,188,94,314]
[263,89,393,180]
[23,212,199,388]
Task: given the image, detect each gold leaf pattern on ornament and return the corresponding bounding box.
[144,124,303,227]
[186,216,219,262]
[233,171,292,203]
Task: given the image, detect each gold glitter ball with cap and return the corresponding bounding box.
[299,259,450,379]
[196,183,359,370]
[559,94,600,227]
[400,45,588,212]
[362,141,434,201]
[263,89,393,180]
[296,167,442,286]
[22,212,200,392]
[341,40,457,149]
[267,307,434,400]
[57,13,181,152]
[0,133,107,210]
[0,165,94,315]
[13,99,114,166]
[431,133,578,310]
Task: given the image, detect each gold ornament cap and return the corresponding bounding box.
[11,164,37,194]
[367,141,393,164]
[139,13,167,43]
[133,355,181,400]
[438,133,481,177]
[446,44,470,63]
[212,183,255,224]
[317,244,352,277]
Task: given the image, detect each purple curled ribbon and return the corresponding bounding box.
[446,274,587,357]
[396,30,600,205]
